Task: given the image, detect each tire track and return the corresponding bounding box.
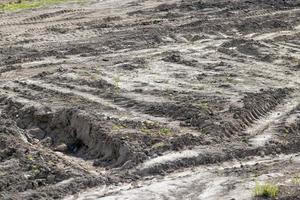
[246,93,300,147]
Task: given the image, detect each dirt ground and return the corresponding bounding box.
[0,0,300,199]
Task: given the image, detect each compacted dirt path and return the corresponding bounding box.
[0,0,300,199]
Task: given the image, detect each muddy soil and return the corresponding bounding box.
[0,0,300,199]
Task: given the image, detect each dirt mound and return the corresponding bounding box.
[0,0,300,199]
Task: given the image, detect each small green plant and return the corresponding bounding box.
[27,154,34,161]
[112,124,127,131]
[151,142,165,149]
[0,171,6,176]
[141,126,174,137]
[292,175,300,185]
[193,102,212,114]
[141,127,151,135]
[47,160,54,166]
[113,76,120,94]
[158,127,173,136]
[0,0,77,11]
[195,102,209,110]
[253,182,279,199]
[143,121,160,129]
[30,165,40,175]
[284,128,289,134]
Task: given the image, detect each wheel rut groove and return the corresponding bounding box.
[0,0,300,199]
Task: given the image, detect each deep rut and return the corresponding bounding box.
[0,0,300,199]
